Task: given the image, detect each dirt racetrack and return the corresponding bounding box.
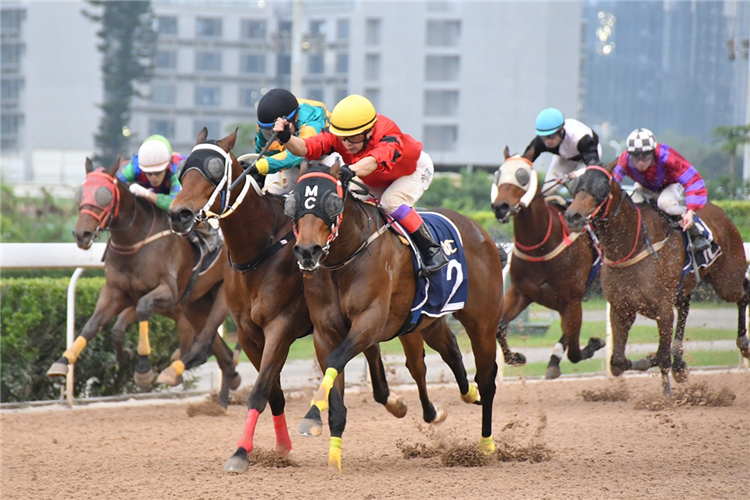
[2,370,749,500]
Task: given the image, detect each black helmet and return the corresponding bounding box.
[257,88,299,129]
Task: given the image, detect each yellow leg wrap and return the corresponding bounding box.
[63,337,88,364]
[461,384,479,404]
[479,435,495,455]
[137,321,151,356]
[172,360,185,377]
[328,436,342,472]
[311,367,338,413]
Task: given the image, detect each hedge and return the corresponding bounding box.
[714,200,750,241]
[1,277,181,403]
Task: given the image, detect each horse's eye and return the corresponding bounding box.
[74,186,83,205]
[515,168,530,186]
[323,192,343,218]
[94,187,113,206]
[205,157,224,180]
[284,193,298,218]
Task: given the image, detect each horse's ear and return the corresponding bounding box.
[503,146,510,160]
[299,161,308,175]
[196,127,208,145]
[105,157,122,177]
[85,157,94,174]
[217,128,238,153]
[329,159,341,179]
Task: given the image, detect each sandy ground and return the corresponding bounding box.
[2,370,749,500]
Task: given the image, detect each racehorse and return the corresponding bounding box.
[47,157,240,407]
[288,159,515,471]
[168,129,464,473]
[491,151,604,379]
[565,165,750,394]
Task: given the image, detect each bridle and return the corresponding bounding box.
[77,168,138,239]
[291,171,345,256]
[491,156,538,218]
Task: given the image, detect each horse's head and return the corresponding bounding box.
[72,157,122,249]
[168,127,248,235]
[565,165,616,232]
[285,158,345,273]
[490,147,538,223]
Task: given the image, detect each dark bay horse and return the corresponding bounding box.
[491,153,604,379]
[566,165,750,393]
[47,158,240,407]
[289,160,513,471]
[168,129,457,473]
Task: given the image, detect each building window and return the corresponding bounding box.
[195,51,221,72]
[241,54,266,73]
[1,44,23,67]
[155,50,177,70]
[278,20,292,36]
[1,114,22,135]
[306,88,324,102]
[149,119,175,138]
[425,55,460,81]
[239,88,261,108]
[426,20,460,46]
[365,18,381,45]
[1,79,22,100]
[334,87,348,104]
[308,53,324,74]
[150,85,176,105]
[195,120,221,137]
[309,20,325,38]
[195,86,221,107]
[424,90,459,117]
[196,17,221,38]
[241,19,266,40]
[364,88,380,110]
[335,53,348,74]
[277,54,291,76]
[365,54,380,81]
[157,16,177,36]
[423,125,458,151]
[337,19,349,40]
[1,9,26,33]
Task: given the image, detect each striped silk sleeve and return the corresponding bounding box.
[677,165,707,211]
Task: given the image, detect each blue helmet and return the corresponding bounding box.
[535,108,565,136]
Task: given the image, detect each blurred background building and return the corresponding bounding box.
[1,0,749,193]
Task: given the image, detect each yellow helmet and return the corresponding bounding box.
[329,94,377,136]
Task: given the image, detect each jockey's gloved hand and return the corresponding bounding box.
[276,123,292,144]
[339,165,355,185]
[129,184,151,198]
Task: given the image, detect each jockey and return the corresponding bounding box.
[613,128,710,252]
[117,135,219,251]
[523,107,602,197]
[274,94,449,276]
[251,88,329,195]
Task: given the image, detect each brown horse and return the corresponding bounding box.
[289,160,513,471]
[565,165,750,393]
[168,129,461,473]
[491,153,604,379]
[47,158,240,407]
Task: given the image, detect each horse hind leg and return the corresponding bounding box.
[362,344,408,419]
[736,278,750,358]
[112,307,137,364]
[400,328,446,423]
[496,285,528,367]
[671,294,691,383]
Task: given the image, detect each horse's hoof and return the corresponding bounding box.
[737,335,750,358]
[672,367,689,384]
[276,441,292,457]
[134,369,154,386]
[47,360,68,378]
[298,418,323,437]
[170,348,181,362]
[430,406,447,424]
[224,448,250,473]
[385,394,407,418]
[478,436,496,455]
[156,367,180,386]
[229,372,242,391]
[630,358,652,372]
[588,337,605,351]
[545,366,561,380]
[507,352,527,366]
[461,384,479,404]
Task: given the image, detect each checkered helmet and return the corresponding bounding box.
[626,128,656,154]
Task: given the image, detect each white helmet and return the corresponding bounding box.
[626,128,656,154]
[138,135,172,172]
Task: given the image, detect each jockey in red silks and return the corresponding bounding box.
[612,127,710,252]
[273,94,448,276]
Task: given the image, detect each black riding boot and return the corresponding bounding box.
[687,223,710,253]
[410,223,449,276]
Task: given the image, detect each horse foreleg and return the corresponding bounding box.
[672,294,691,383]
[47,285,128,378]
[112,307,137,364]
[654,309,675,396]
[362,344,408,419]
[609,306,636,377]
[737,278,750,358]
[327,376,347,473]
[133,283,176,386]
[496,285,529,366]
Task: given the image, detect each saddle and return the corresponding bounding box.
[177,225,224,305]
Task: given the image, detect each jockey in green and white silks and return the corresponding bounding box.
[117,134,184,211]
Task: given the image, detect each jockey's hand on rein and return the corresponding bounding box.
[339,165,355,185]
[129,183,151,198]
[276,123,292,144]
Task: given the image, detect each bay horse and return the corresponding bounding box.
[289,160,514,471]
[168,129,463,473]
[47,157,241,407]
[565,165,750,393]
[491,152,604,379]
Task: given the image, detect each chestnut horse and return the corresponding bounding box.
[168,129,463,473]
[289,160,515,471]
[491,153,604,379]
[47,158,240,406]
[566,165,750,393]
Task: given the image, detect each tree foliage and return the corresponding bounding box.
[84,1,156,165]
